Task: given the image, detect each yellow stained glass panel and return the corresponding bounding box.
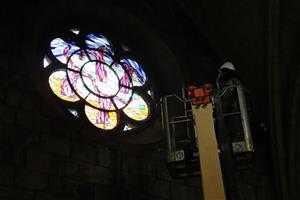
[49,70,79,102]
[85,105,118,130]
[123,93,149,121]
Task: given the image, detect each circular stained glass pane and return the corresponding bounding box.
[81,61,119,97]
[46,31,153,133]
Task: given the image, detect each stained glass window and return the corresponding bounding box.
[43,29,153,133]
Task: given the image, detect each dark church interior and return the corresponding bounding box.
[0,0,299,199]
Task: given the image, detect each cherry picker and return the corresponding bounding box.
[161,66,254,200]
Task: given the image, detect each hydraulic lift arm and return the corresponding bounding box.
[192,103,226,200]
[189,84,227,200]
[162,82,254,200]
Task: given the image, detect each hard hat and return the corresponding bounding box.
[220,62,236,71]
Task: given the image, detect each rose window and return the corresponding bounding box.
[43,29,153,132]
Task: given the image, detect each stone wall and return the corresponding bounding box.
[0,68,202,200]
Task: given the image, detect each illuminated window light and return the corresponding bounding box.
[43,29,153,133]
[69,28,80,35]
[43,56,52,68]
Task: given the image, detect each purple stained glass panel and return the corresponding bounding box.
[86,49,113,66]
[67,50,90,71]
[67,70,89,98]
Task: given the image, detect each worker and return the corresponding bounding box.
[216,62,244,142]
[217,62,243,88]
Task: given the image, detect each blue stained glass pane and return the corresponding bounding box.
[50,38,80,64]
[121,58,147,87]
[86,34,114,55]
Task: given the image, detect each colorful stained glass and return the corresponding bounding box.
[112,62,132,87]
[50,38,80,64]
[86,49,113,66]
[120,58,147,86]
[85,105,118,130]
[81,61,119,97]
[46,32,153,132]
[67,70,89,98]
[113,87,132,109]
[49,70,79,102]
[67,50,90,71]
[123,93,149,121]
[86,34,114,55]
[85,93,115,111]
